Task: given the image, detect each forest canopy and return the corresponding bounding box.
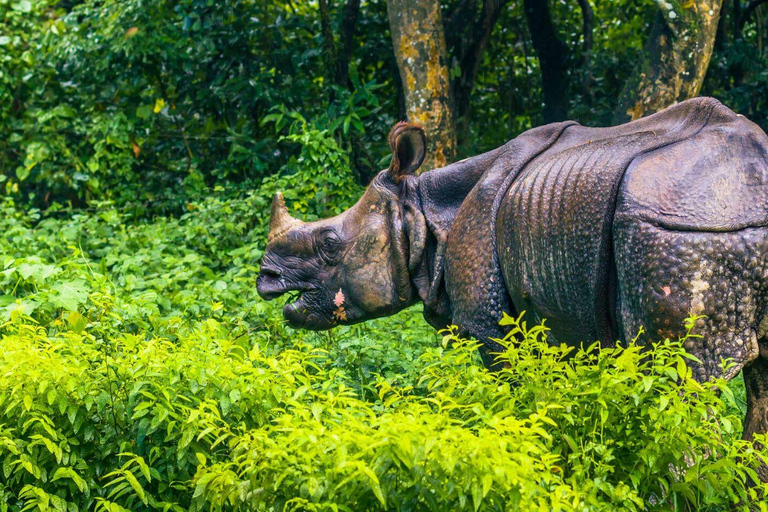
[3,0,768,213]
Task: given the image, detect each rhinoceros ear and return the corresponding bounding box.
[387,122,426,183]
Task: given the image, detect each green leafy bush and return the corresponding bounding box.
[0,198,766,510]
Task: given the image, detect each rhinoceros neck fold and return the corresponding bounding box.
[415,121,579,338]
[410,148,506,328]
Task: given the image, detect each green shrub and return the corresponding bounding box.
[1,199,767,511]
[0,0,392,212]
[0,198,766,511]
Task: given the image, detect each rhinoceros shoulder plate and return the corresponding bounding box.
[617,115,768,232]
[441,122,575,362]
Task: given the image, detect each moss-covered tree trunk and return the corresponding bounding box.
[615,0,723,122]
[387,0,456,171]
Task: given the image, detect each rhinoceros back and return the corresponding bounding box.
[616,114,768,232]
[496,98,740,345]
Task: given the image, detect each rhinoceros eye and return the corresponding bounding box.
[318,231,342,264]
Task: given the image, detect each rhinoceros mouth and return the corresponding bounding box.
[256,269,312,301]
[282,288,339,330]
[257,269,336,330]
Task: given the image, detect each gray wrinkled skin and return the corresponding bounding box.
[257,123,427,331]
[257,99,768,477]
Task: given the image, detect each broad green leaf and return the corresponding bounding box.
[50,279,89,311]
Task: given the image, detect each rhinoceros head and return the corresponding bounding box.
[256,123,429,330]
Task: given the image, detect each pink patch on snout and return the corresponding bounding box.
[662,286,671,297]
[333,289,347,322]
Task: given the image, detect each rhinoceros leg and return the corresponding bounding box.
[613,217,768,382]
[614,217,768,480]
[743,356,768,482]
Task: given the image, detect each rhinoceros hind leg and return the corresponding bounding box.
[743,355,768,482]
[614,218,768,382]
[615,218,768,484]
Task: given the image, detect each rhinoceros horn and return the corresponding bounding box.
[268,192,303,243]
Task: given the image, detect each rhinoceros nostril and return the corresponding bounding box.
[261,267,282,278]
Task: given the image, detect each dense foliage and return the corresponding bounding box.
[0,192,767,510]
[0,0,390,212]
[4,0,768,509]
[4,0,768,212]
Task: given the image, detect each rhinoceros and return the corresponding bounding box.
[257,97,768,458]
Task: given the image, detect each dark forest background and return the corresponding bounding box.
[3,0,768,217]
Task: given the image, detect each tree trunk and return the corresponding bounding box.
[715,0,729,50]
[387,0,456,171]
[615,0,723,122]
[523,0,570,123]
[445,0,509,135]
[318,0,361,89]
[337,0,361,87]
[575,0,593,59]
[575,0,595,105]
[318,0,339,88]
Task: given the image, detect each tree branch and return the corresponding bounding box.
[575,0,593,57]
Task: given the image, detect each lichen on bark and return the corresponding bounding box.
[387,0,456,172]
[615,0,723,122]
